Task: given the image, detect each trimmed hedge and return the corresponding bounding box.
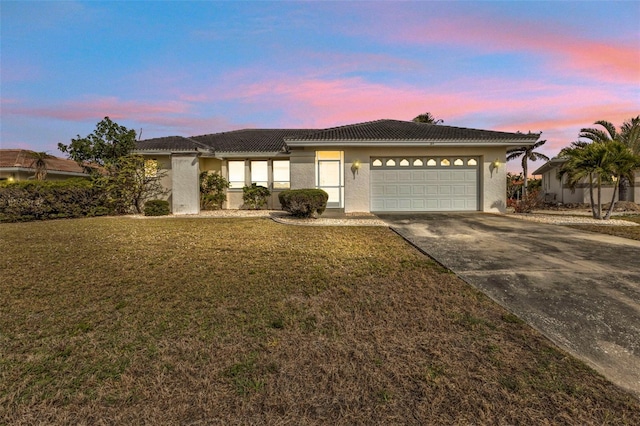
[0,179,107,222]
[278,189,329,218]
[144,199,170,216]
[243,183,271,210]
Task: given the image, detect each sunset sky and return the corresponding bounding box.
[2,1,639,172]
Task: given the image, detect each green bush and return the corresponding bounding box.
[200,171,229,210]
[278,189,329,218]
[143,199,170,216]
[0,179,106,222]
[242,184,271,210]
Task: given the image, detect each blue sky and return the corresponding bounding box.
[1,0,639,172]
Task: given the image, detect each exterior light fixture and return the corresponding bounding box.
[351,160,361,178]
[492,159,500,169]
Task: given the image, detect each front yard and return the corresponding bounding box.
[1,217,639,424]
[568,214,640,240]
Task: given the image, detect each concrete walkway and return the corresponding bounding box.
[378,213,640,398]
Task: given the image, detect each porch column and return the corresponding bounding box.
[171,153,200,215]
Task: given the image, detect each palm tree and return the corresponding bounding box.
[558,141,640,219]
[506,140,550,198]
[603,141,640,218]
[27,151,55,181]
[412,112,444,124]
[580,117,640,201]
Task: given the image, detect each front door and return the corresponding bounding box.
[318,159,342,208]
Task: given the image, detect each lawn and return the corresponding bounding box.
[568,215,640,241]
[1,217,639,424]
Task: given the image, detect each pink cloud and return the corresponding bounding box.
[3,96,191,122]
[385,15,639,85]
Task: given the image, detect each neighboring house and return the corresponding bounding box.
[533,158,640,204]
[0,149,89,182]
[135,119,540,214]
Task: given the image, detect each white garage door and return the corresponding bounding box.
[370,157,479,212]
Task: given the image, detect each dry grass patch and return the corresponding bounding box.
[1,217,639,424]
[568,215,640,241]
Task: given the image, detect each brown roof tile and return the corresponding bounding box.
[0,149,87,174]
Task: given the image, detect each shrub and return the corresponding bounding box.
[513,190,542,213]
[200,171,229,210]
[242,184,271,210]
[143,199,170,216]
[0,179,105,222]
[278,189,329,218]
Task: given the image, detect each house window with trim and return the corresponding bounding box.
[228,160,245,189]
[251,161,268,188]
[273,160,290,189]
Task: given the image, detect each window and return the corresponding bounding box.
[468,159,478,166]
[144,159,158,177]
[413,159,423,166]
[251,161,268,187]
[228,161,245,188]
[372,159,383,167]
[399,158,410,167]
[386,159,396,166]
[440,159,450,166]
[454,158,464,166]
[273,160,290,189]
[427,159,437,166]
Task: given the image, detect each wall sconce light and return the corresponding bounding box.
[351,160,361,178]
[491,159,500,170]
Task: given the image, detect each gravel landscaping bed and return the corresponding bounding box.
[508,213,639,226]
[132,208,637,227]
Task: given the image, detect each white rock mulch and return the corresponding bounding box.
[508,213,638,226]
[131,209,388,226]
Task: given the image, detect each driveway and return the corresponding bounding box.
[378,213,640,398]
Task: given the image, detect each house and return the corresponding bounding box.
[0,149,89,182]
[134,119,540,214]
[533,158,640,204]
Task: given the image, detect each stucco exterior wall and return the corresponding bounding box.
[540,167,629,205]
[141,155,173,207]
[200,157,222,173]
[289,150,316,189]
[290,146,509,213]
[171,154,200,214]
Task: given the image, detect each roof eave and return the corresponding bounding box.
[286,139,540,147]
[214,151,289,159]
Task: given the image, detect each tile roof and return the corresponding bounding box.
[135,136,211,151]
[135,119,540,154]
[0,149,87,174]
[192,129,316,153]
[285,119,540,143]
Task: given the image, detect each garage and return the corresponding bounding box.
[370,156,479,212]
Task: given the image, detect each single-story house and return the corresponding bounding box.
[0,149,89,182]
[533,158,640,204]
[134,119,540,214]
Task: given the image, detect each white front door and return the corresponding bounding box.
[318,159,342,208]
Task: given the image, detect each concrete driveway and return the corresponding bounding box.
[378,213,640,398]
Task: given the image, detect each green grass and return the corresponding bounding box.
[568,214,640,240]
[1,217,639,424]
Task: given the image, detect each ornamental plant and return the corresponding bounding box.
[278,189,328,218]
[242,183,271,209]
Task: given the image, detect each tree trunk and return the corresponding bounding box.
[618,176,630,202]
[588,173,597,219]
[605,178,619,220]
[522,159,528,199]
[596,175,602,220]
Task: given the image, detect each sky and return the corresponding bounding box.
[1,0,639,173]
